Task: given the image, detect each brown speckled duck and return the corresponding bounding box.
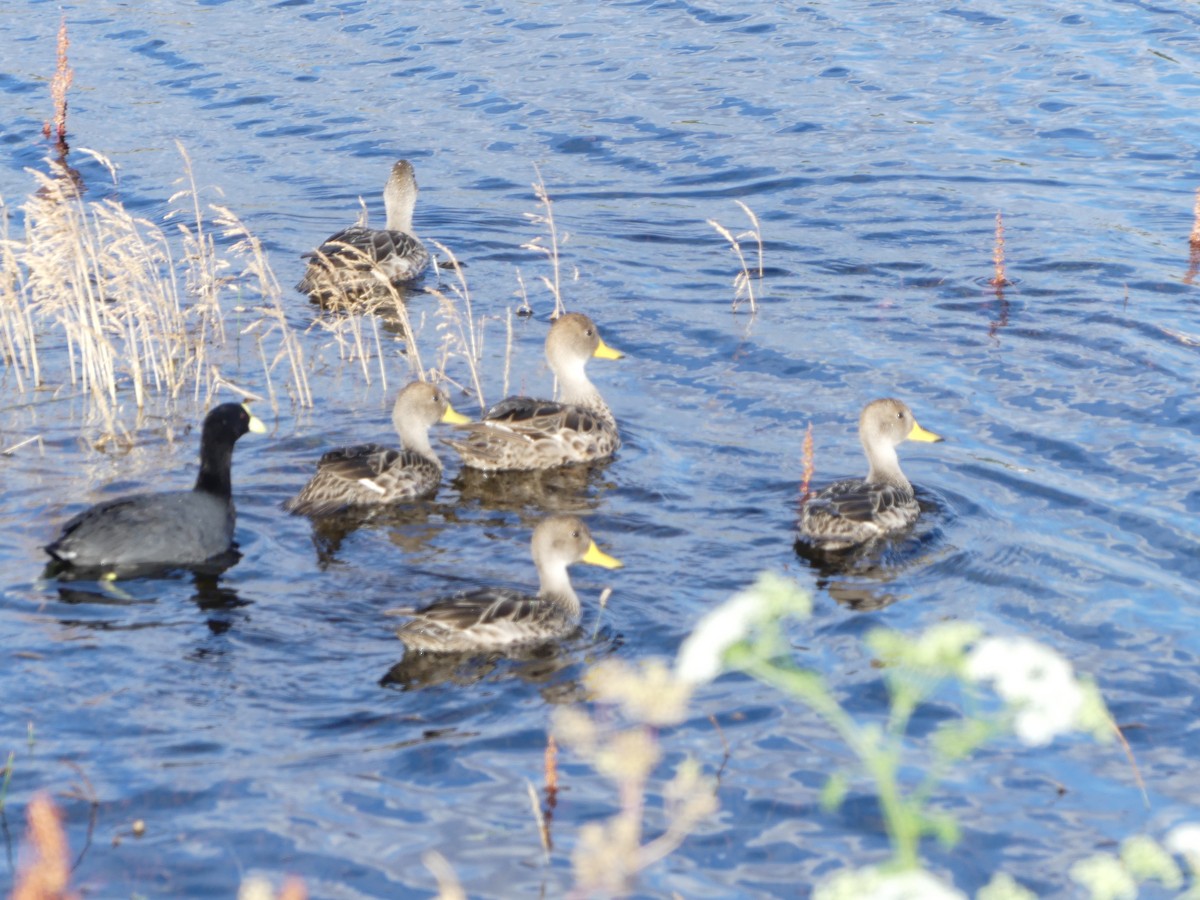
[387,515,622,653]
[444,312,623,471]
[799,398,943,551]
[297,159,431,303]
[285,382,468,516]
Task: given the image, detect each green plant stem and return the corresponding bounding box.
[732,650,923,870]
[0,751,14,813]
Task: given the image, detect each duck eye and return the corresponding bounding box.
[571,530,581,539]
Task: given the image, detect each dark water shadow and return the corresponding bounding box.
[296,500,463,568]
[450,461,616,515]
[380,626,622,698]
[795,488,954,611]
[43,547,243,585]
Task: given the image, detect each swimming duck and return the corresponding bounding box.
[798,398,943,551]
[296,159,430,303]
[387,515,622,653]
[444,313,623,471]
[285,382,469,516]
[45,403,266,574]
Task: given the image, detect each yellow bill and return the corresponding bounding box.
[582,540,623,569]
[593,338,624,360]
[441,404,471,425]
[907,421,943,443]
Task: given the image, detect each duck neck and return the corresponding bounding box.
[556,358,611,421]
[864,440,910,489]
[384,192,416,234]
[394,412,438,463]
[194,441,235,498]
[537,559,581,619]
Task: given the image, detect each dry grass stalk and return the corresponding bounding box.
[168,142,227,346]
[513,268,533,317]
[544,732,559,807]
[11,793,79,900]
[1186,246,1200,287]
[0,194,41,393]
[502,306,514,399]
[520,169,567,318]
[799,422,815,505]
[211,203,312,412]
[1191,187,1200,247]
[526,780,552,858]
[41,17,73,149]
[1186,189,1200,285]
[429,240,486,409]
[2,146,319,440]
[422,850,466,900]
[16,152,205,431]
[989,211,1010,290]
[708,201,763,313]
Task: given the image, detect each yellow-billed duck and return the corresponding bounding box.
[444,312,623,471]
[285,382,469,516]
[387,515,622,653]
[799,398,943,551]
[297,159,430,302]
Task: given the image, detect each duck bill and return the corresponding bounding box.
[243,405,268,434]
[907,421,943,443]
[593,339,624,360]
[582,541,623,569]
[441,404,472,425]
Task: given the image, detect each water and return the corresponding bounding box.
[3,0,1200,895]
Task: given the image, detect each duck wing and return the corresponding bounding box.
[444,398,617,471]
[286,444,440,515]
[390,588,571,652]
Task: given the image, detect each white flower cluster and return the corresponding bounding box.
[674,573,811,685]
[965,636,1089,746]
[814,866,966,900]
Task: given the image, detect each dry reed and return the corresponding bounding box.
[1190,187,1200,247]
[520,169,567,318]
[423,851,466,900]
[1,146,313,440]
[1185,188,1200,285]
[41,17,73,150]
[989,211,1010,290]
[429,240,487,409]
[708,200,763,313]
[799,422,815,506]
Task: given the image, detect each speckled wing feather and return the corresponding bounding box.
[393,587,575,653]
[285,443,441,515]
[297,227,430,297]
[800,479,919,550]
[444,398,619,471]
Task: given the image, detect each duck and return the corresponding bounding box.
[44,403,266,574]
[387,515,622,653]
[296,159,430,303]
[284,381,469,516]
[798,398,943,552]
[444,312,623,471]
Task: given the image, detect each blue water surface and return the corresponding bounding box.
[2,0,1200,896]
